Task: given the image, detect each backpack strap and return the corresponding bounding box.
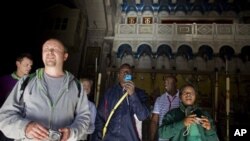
[19,74,81,101]
[19,73,35,102]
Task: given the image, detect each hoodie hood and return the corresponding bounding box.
[35,68,75,90]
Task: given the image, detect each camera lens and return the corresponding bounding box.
[49,130,61,141]
[51,134,60,140]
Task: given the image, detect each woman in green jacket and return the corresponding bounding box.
[159,84,219,141]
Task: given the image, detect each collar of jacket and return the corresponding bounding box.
[179,102,198,113]
[35,68,70,80]
[11,72,20,80]
[35,68,75,91]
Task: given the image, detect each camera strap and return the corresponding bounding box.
[102,91,129,139]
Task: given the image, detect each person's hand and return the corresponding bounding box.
[123,81,135,96]
[25,121,49,140]
[59,127,70,141]
[183,114,197,127]
[199,116,211,130]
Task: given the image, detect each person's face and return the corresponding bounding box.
[82,81,91,95]
[118,66,132,85]
[16,57,33,75]
[42,39,68,67]
[164,77,176,93]
[181,86,196,106]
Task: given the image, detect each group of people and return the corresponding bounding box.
[0,38,219,141]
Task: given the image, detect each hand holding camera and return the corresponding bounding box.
[194,117,202,124]
[49,129,61,141]
[48,127,71,141]
[25,121,49,140]
[193,115,211,130]
[25,121,71,141]
[198,116,211,130]
[123,74,135,96]
[124,74,132,82]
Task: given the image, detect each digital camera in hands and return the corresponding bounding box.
[124,74,132,82]
[48,129,61,141]
[192,109,203,118]
[193,109,203,124]
[195,117,202,124]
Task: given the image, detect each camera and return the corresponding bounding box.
[48,129,61,141]
[191,109,203,118]
[124,74,132,82]
[192,109,203,124]
[195,117,202,124]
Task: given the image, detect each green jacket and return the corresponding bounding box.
[159,103,219,141]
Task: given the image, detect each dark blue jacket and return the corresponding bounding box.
[92,84,150,141]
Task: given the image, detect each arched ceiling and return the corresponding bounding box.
[66,0,250,37]
[120,0,248,14]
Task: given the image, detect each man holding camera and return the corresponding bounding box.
[92,63,150,141]
[0,38,90,141]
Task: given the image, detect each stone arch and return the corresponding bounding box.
[114,42,133,52]
[240,46,250,62]
[117,44,133,58]
[158,5,171,14]
[135,44,153,59]
[176,44,193,60]
[126,5,138,14]
[174,3,188,14]
[197,45,214,60]
[142,6,154,14]
[207,2,222,16]
[155,44,173,59]
[219,45,235,61]
[190,3,204,16]
[136,44,153,69]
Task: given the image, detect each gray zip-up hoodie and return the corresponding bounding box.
[0,68,90,141]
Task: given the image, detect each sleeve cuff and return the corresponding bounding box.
[67,128,77,140]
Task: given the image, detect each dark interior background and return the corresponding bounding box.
[0,0,65,75]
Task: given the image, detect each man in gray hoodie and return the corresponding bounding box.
[0,38,90,141]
